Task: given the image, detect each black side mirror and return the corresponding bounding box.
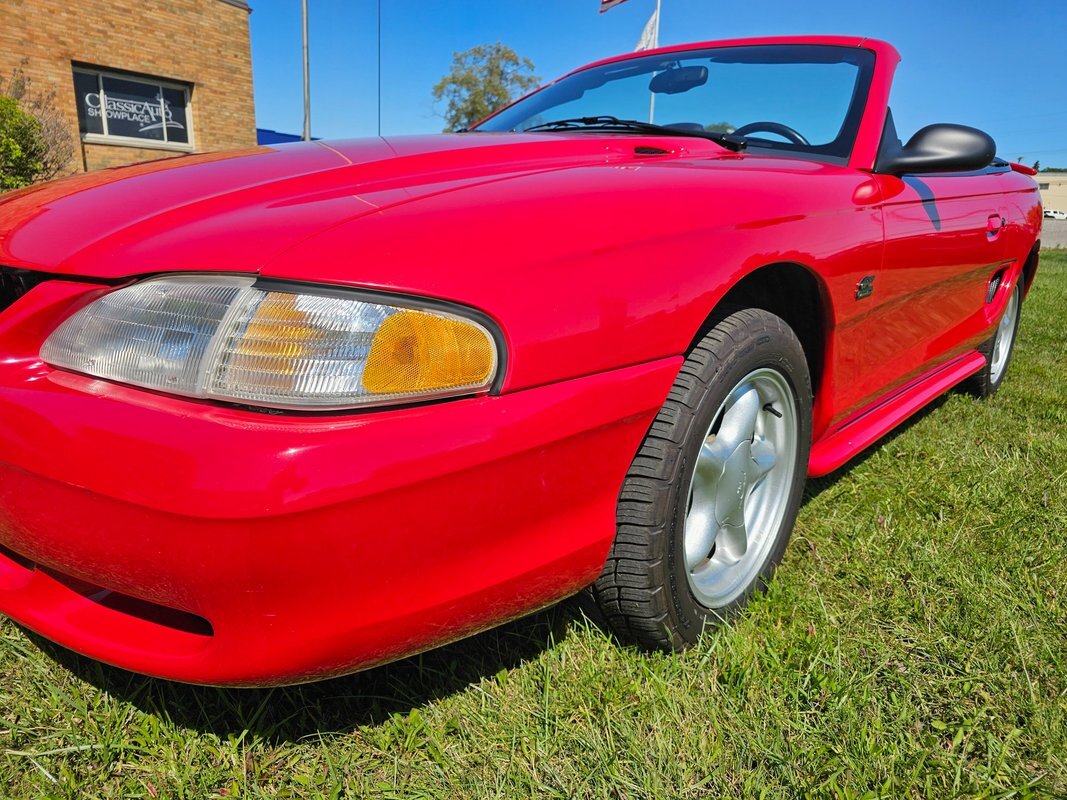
[876,123,996,176]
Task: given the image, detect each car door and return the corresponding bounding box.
[865,171,1008,396]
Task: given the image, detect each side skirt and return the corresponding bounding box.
[808,350,986,477]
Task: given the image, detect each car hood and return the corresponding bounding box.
[0,133,730,277]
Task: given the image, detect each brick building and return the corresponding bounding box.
[0,0,256,173]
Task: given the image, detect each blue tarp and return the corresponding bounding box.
[256,128,310,145]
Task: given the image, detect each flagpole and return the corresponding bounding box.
[301,0,311,141]
[648,0,661,123]
[377,0,382,137]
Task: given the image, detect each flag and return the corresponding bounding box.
[634,7,659,50]
[599,0,630,13]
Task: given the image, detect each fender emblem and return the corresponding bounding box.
[855,275,876,300]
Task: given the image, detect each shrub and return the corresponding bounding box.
[0,64,75,190]
[0,95,47,191]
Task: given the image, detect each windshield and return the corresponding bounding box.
[475,44,876,163]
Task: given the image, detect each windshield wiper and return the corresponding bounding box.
[520,115,747,152]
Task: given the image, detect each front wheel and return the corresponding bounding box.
[591,308,812,650]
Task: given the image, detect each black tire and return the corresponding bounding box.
[591,308,812,651]
[963,283,1023,398]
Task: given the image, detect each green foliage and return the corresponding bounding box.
[704,120,734,133]
[0,64,74,191]
[432,42,539,132]
[1,252,1066,797]
[0,95,46,191]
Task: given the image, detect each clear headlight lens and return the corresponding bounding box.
[40,275,499,410]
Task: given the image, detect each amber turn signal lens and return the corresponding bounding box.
[362,310,496,394]
[41,275,500,411]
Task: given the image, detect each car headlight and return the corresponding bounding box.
[40,275,500,410]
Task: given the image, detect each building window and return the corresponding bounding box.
[1038,182,1050,190]
[72,67,192,149]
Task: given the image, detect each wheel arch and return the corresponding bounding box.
[1020,241,1040,299]
[687,262,832,395]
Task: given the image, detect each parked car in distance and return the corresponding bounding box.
[1044,209,1067,220]
[0,36,1041,686]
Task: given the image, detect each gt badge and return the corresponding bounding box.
[856,275,876,300]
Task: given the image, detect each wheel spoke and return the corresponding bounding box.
[716,386,760,450]
[713,521,748,565]
[695,439,730,482]
[684,507,720,570]
[750,437,777,479]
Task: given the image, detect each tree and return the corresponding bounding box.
[0,63,74,190]
[1032,160,1041,172]
[432,42,539,132]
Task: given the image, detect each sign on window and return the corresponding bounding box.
[73,69,191,146]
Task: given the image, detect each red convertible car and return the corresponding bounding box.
[0,36,1042,686]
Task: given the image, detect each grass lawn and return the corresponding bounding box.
[2,252,1065,799]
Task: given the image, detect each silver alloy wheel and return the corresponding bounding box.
[684,368,798,609]
[989,285,1020,385]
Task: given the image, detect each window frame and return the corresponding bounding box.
[72,65,195,152]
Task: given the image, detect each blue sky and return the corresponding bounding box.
[249,0,1067,168]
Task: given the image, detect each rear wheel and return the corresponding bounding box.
[964,283,1022,398]
[591,308,812,650]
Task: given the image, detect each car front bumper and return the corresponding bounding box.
[0,280,679,686]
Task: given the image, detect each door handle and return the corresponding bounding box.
[987,214,1005,240]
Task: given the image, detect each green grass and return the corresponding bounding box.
[3,253,1066,799]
